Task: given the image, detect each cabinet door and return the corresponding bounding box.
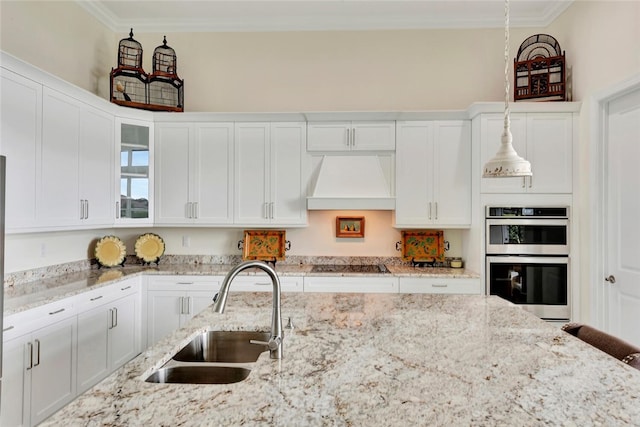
[526,113,573,193]
[147,290,183,346]
[270,123,306,225]
[30,317,76,426]
[155,123,192,224]
[432,121,471,226]
[76,307,110,394]
[193,123,234,224]
[234,123,269,224]
[480,113,528,193]
[0,335,29,427]
[40,88,81,227]
[395,122,433,226]
[109,294,138,369]
[352,121,396,151]
[184,291,217,323]
[0,69,42,231]
[79,106,114,227]
[116,119,153,224]
[307,122,350,151]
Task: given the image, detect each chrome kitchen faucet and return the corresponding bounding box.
[212,260,284,359]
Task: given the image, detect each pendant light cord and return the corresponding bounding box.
[503,0,511,132]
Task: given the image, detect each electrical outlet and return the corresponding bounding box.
[41,243,47,257]
[182,235,190,248]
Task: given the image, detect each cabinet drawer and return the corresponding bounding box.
[147,275,222,292]
[3,298,76,341]
[226,275,303,292]
[304,276,399,293]
[398,277,481,294]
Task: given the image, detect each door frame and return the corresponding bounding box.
[589,72,640,329]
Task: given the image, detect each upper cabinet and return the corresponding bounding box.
[115,118,154,225]
[395,121,472,228]
[307,121,395,151]
[234,122,307,226]
[479,112,574,194]
[0,69,42,232]
[155,122,234,225]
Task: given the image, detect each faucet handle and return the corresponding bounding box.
[285,316,295,330]
[250,337,281,351]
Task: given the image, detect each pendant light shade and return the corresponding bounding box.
[483,0,532,178]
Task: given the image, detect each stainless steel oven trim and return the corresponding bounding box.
[486,255,570,320]
[485,206,570,219]
[485,218,570,255]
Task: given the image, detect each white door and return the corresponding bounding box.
[155,124,192,224]
[76,306,110,394]
[234,123,269,224]
[270,122,306,225]
[109,294,138,369]
[147,290,183,346]
[605,86,640,347]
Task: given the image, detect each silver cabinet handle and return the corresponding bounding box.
[528,175,533,188]
[194,202,199,219]
[522,177,526,188]
[113,308,118,328]
[49,308,65,316]
[178,296,184,315]
[116,202,120,219]
[80,200,84,219]
[183,296,191,315]
[428,202,432,220]
[121,285,132,291]
[3,325,15,332]
[108,308,114,329]
[86,200,89,219]
[34,339,41,367]
[345,128,350,147]
[176,282,194,285]
[351,127,356,147]
[435,202,438,220]
[186,202,191,218]
[26,342,34,370]
[431,283,448,288]
[270,202,274,219]
[255,282,271,286]
[90,295,104,301]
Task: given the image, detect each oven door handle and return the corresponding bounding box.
[486,219,569,226]
[486,255,570,264]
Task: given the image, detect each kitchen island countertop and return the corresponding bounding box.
[42,292,640,426]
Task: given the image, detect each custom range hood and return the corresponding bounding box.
[307,156,395,210]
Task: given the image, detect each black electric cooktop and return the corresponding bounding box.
[310,264,390,274]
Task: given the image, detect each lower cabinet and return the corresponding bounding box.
[398,277,482,294]
[76,282,140,394]
[1,311,76,427]
[146,276,223,346]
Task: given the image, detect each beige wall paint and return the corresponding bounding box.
[0,1,115,98]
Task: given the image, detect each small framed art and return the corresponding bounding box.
[336,216,365,238]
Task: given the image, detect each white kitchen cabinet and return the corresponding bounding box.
[398,277,482,294]
[234,122,306,226]
[39,88,114,229]
[480,112,573,194]
[395,121,472,227]
[155,122,233,225]
[307,121,396,151]
[223,274,304,293]
[304,276,399,293]
[76,280,140,394]
[0,68,42,232]
[146,276,222,346]
[115,118,154,225]
[1,307,76,427]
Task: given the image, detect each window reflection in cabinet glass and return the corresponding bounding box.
[120,124,149,219]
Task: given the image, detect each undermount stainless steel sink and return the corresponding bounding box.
[145,366,251,384]
[173,331,271,363]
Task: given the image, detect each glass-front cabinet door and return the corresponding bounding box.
[115,118,153,225]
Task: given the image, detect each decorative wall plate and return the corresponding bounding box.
[242,230,286,261]
[135,233,165,264]
[400,230,445,262]
[95,236,126,268]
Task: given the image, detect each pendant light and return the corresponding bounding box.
[482,0,532,178]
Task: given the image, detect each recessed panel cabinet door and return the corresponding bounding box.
[109,294,138,370]
[0,69,42,231]
[234,123,269,224]
[76,307,110,394]
[270,123,306,225]
[0,335,30,427]
[155,124,192,224]
[40,88,81,227]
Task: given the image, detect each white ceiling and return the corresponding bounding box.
[76,0,574,33]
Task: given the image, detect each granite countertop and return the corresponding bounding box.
[43,293,640,426]
[3,262,479,316]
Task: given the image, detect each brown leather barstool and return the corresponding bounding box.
[562,323,640,370]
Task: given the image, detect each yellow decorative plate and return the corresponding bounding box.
[135,233,165,263]
[95,236,127,267]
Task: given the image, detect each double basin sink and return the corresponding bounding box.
[146,330,270,385]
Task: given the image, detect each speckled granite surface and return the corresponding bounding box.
[42,293,640,426]
[3,256,479,316]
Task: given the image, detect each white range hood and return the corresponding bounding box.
[307,156,395,210]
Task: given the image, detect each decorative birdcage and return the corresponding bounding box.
[148,36,184,111]
[514,34,566,102]
[109,30,184,112]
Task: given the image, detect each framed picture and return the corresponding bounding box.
[336,216,365,238]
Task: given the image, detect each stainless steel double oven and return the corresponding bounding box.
[485,206,570,320]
